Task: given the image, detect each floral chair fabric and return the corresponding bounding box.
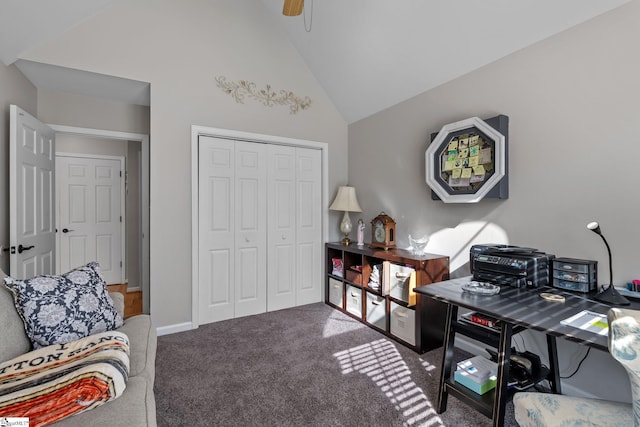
[514,308,640,427]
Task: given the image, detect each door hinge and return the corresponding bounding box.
[120,216,122,222]
[120,261,123,268]
[120,170,122,177]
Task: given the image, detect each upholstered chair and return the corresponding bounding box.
[513,307,640,427]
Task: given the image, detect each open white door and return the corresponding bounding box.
[10,105,56,278]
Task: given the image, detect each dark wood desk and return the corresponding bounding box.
[415,276,632,427]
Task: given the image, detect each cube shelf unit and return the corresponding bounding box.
[326,242,450,353]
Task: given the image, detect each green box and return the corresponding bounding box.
[454,370,497,395]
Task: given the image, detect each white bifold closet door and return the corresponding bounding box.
[266,145,322,311]
[198,136,321,325]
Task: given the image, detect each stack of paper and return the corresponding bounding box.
[560,310,609,336]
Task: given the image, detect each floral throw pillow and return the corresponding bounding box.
[3,262,124,349]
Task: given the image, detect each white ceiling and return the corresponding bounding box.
[1,0,630,122]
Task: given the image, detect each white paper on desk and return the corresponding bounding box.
[560,310,608,336]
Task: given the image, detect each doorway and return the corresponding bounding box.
[50,125,150,314]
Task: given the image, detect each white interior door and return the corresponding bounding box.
[198,137,267,323]
[56,155,124,284]
[198,137,235,324]
[234,141,267,317]
[267,146,322,310]
[295,147,322,305]
[267,145,296,311]
[9,105,56,278]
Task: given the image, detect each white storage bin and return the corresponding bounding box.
[365,291,386,330]
[390,301,416,346]
[345,284,363,319]
[328,278,343,308]
[387,263,416,304]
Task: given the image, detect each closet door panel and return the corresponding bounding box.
[234,141,267,317]
[296,148,322,306]
[237,246,259,301]
[198,137,235,324]
[267,145,296,311]
[207,249,231,305]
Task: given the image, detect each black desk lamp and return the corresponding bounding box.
[587,221,630,306]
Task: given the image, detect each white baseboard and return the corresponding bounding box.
[155,321,194,336]
[454,336,601,400]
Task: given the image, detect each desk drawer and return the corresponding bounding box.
[390,301,415,346]
[328,278,343,308]
[553,279,593,293]
[553,270,594,283]
[553,258,594,274]
[345,285,363,319]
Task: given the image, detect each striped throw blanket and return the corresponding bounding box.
[0,331,130,427]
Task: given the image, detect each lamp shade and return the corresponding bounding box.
[329,186,362,212]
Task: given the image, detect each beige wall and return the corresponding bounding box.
[56,134,127,157]
[22,0,348,328]
[349,1,640,402]
[38,89,150,135]
[0,64,38,273]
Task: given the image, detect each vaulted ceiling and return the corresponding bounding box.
[0,0,630,123]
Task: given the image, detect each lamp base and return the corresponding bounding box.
[341,235,351,246]
[594,285,630,306]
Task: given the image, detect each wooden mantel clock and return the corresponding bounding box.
[370,212,396,250]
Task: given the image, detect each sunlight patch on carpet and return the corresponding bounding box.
[334,339,444,426]
[322,310,368,338]
[419,358,438,374]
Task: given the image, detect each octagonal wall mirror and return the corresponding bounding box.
[425,115,509,203]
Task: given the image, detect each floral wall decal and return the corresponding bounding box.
[215,76,312,114]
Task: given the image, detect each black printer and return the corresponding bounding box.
[470,244,555,288]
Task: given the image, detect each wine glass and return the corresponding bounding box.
[409,234,429,255]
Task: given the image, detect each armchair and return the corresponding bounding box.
[513,307,640,427]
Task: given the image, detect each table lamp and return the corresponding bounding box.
[329,186,362,245]
[587,221,629,306]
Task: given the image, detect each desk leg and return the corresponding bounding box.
[437,303,458,414]
[546,334,562,394]
[493,322,513,427]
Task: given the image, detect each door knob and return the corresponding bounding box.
[17,244,35,254]
[62,228,74,233]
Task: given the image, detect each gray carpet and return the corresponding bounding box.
[155,303,517,426]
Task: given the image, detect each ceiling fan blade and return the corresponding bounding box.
[283,0,304,16]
